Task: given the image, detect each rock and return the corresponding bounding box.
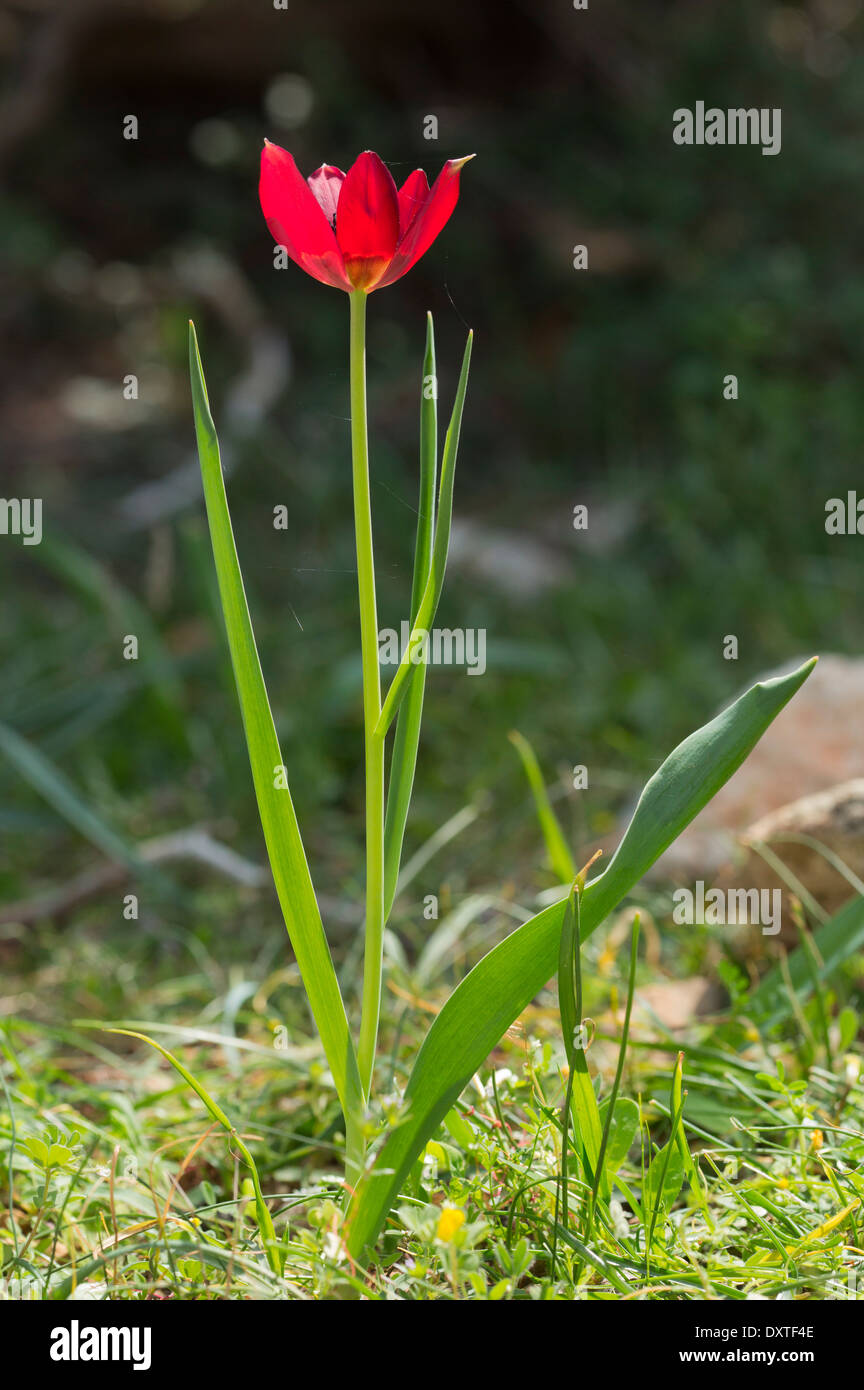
[447,498,639,600]
[633,976,727,1030]
[447,518,570,598]
[728,779,864,920]
[649,655,864,884]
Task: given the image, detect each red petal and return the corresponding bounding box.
[307,163,345,227]
[259,142,352,291]
[335,151,399,290]
[397,169,430,238]
[377,155,472,289]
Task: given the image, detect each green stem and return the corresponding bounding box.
[350,290,386,1101]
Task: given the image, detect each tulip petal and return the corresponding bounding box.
[397,169,430,238]
[307,164,345,228]
[377,156,473,289]
[259,141,352,291]
[335,150,400,291]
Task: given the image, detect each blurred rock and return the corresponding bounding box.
[731,778,864,919]
[448,497,639,599]
[649,655,864,888]
[634,976,726,1029]
[448,517,570,598]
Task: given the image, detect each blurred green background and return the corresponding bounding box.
[1,0,863,1007]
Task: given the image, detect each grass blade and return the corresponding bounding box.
[645,1096,685,1252]
[189,322,363,1134]
[103,1027,282,1276]
[670,1050,710,1219]
[510,729,576,882]
[591,914,640,1210]
[559,885,603,1190]
[0,720,171,892]
[35,536,186,730]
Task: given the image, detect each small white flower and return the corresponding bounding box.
[485,1068,514,1096]
[609,1200,630,1240]
[323,1231,345,1264]
[68,1282,106,1301]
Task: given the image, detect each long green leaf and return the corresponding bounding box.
[346,657,817,1257]
[375,330,472,737]
[189,322,363,1130]
[383,313,438,916]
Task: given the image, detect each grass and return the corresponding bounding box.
[3,834,864,1299]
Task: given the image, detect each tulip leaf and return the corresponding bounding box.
[375,329,472,737]
[189,322,363,1130]
[597,1096,640,1177]
[346,657,817,1258]
[383,313,438,915]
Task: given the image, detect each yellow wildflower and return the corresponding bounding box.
[436,1207,465,1242]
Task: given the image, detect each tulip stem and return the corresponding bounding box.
[350,289,386,1104]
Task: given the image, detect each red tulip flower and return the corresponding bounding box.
[259,143,473,293]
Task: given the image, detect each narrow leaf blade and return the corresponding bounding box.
[376,330,472,736]
[189,322,363,1124]
[383,313,438,914]
[0,720,168,887]
[510,729,576,883]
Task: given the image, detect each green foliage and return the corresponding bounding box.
[19,1128,80,1174]
[346,658,815,1257]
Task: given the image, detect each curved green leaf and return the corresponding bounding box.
[346,657,817,1258]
